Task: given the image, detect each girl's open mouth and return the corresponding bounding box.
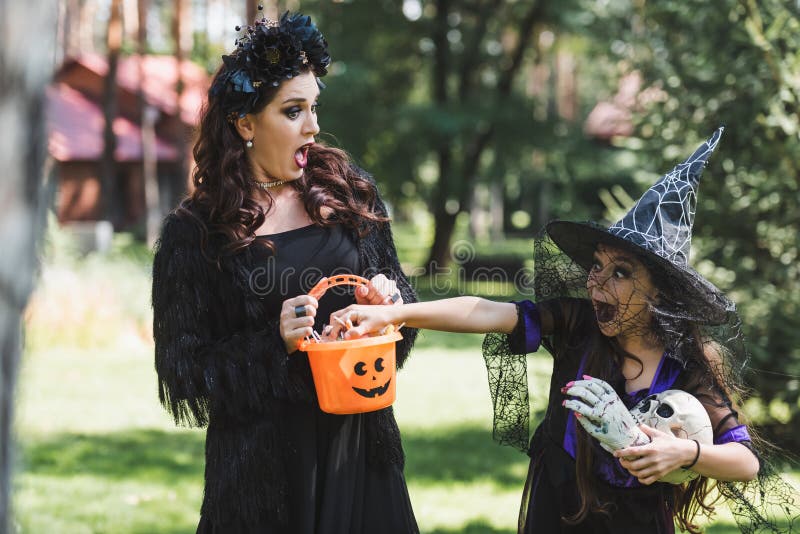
[593,300,617,324]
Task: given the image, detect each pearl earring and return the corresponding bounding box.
[246,139,254,148]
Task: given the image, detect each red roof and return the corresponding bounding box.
[47,83,178,162]
[62,53,209,125]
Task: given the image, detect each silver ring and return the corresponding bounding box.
[390,292,401,303]
[294,305,307,318]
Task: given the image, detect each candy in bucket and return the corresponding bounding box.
[298,275,403,414]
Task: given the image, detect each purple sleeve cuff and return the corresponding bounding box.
[513,300,541,354]
[715,424,751,445]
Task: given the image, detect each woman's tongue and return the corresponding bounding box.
[294,147,308,169]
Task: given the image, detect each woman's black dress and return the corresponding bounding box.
[264,226,417,534]
[199,223,418,534]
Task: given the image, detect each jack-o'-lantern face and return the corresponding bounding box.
[351,357,392,398]
[308,333,400,414]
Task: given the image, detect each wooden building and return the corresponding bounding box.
[47,53,209,233]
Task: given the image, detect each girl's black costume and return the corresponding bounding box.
[483,128,799,533]
[152,179,419,533]
[493,298,750,533]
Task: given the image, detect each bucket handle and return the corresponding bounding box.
[297,274,398,350]
[307,274,371,300]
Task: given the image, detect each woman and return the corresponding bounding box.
[329,128,788,533]
[152,10,419,533]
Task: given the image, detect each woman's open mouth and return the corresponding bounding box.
[294,144,312,169]
[593,300,617,324]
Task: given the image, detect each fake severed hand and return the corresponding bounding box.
[562,376,650,454]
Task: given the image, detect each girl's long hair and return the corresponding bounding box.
[178,64,386,264]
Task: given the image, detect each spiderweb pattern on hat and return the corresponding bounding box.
[547,127,734,326]
[607,129,722,268]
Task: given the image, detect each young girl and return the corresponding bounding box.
[328,128,787,533]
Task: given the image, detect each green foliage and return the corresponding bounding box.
[581,0,800,433]
[297,2,566,202]
[295,0,423,198]
[298,0,800,445]
[104,0,800,440]
[294,0,653,270]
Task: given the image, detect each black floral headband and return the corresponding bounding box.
[210,7,331,123]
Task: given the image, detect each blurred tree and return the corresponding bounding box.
[587,0,800,443]
[302,0,637,270]
[420,0,543,271]
[0,0,55,529]
[306,1,551,265]
[138,0,161,247]
[101,0,123,224]
[247,0,256,23]
[295,0,424,202]
[169,0,189,239]
[56,0,82,63]
[79,0,99,52]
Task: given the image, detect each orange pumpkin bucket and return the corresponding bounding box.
[298,275,402,415]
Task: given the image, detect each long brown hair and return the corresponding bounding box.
[179,64,387,264]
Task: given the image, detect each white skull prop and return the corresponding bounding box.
[631,389,713,484]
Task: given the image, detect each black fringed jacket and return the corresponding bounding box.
[152,184,418,528]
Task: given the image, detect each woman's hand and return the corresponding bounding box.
[328,304,399,340]
[614,424,697,485]
[355,274,403,305]
[280,295,319,353]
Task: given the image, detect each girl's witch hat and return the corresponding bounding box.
[546,127,733,324]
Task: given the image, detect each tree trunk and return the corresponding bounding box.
[173,0,188,95]
[0,0,56,529]
[142,102,160,246]
[425,1,543,269]
[428,203,459,273]
[425,0,501,271]
[537,178,552,230]
[100,0,122,224]
[423,0,453,272]
[138,0,160,247]
[60,0,82,57]
[166,0,191,223]
[55,0,66,65]
[489,180,504,241]
[556,49,577,122]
